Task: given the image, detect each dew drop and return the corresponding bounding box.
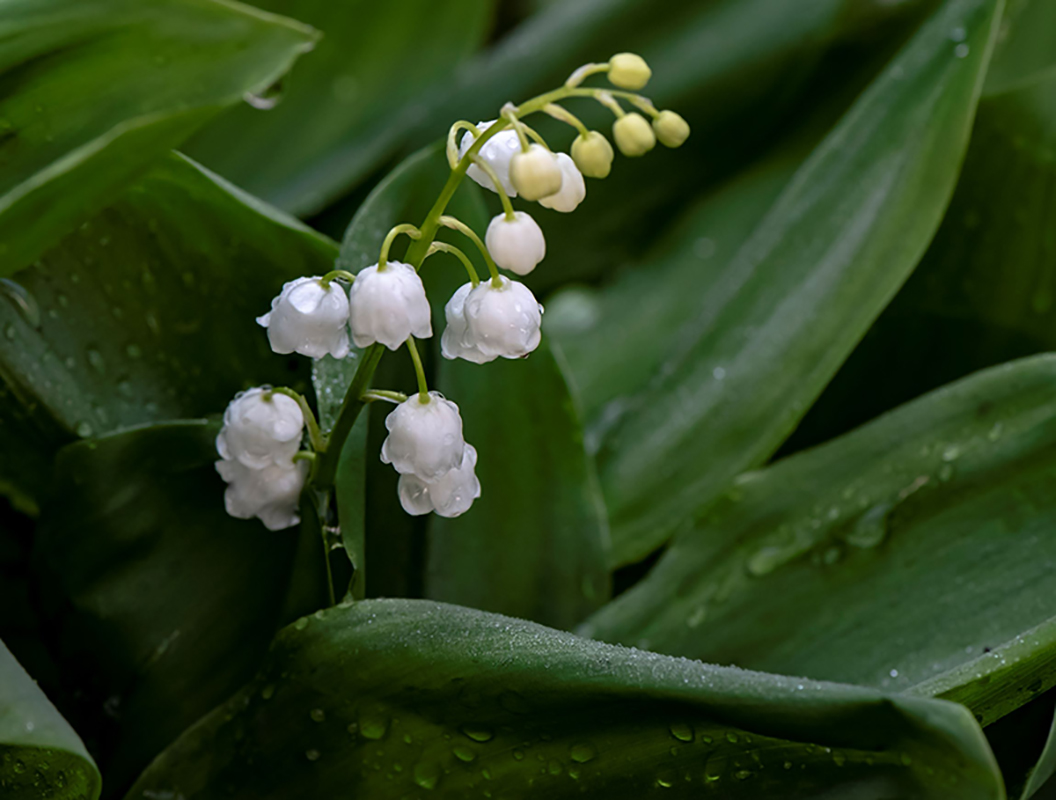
[726,732,739,744]
[955,43,970,58]
[846,502,891,549]
[359,710,389,740]
[547,759,562,775]
[460,724,493,743]
[305,749,320,762]
[735,769,753,780]
[413,761,441,791]
[570,742,596,763]
[310,708,325,723]
[686,605,707,628]
[75,421,93,438]
[453,746,476,763]
[669,723,693,743]
[293,618,308,631]
[86,348,105,374]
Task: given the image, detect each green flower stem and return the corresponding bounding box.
[593,90,626,118]
[543,103,590,137]
[311,343,384,490]
[425,241,480,286]
[439,215,500,283]
[319,269,356,287]
[361,389,408,404]
[564,61,609,88]
[469,156,516,221]
[446,120,480,168]
[406,337,429,401]
[268,387,326,453]
[378,223,421,269]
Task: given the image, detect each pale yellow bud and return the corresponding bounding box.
[608,53,651,90]
[653,110,690,148]
[612,113,655,157]
[509,144,563,201]
[570,131,614,178]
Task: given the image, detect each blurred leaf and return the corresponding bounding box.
[426,338,611,630]
[0,0,317,277]
[589,0,1003,566]
[128,598,1004,800]
[34,420,322,794]
[0,638,100,800]
[0,153,336,507]
[187,0,494,215]
[585,356,1056,768]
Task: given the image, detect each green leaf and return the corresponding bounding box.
[127,599,1004,800]
[0,0,317,277]
[591,0,1004,566]
[0,638,100,800]
[34,420,320,791]
[0,152,337,506]
[186,0,495,215]
[426,338,611,630]
[584,355,1056,761]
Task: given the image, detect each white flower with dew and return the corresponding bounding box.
[538,153,586,213]
[256,276,350,359]
[216,388,304,469]
[462,277,543,360]
[347,261,432,350]
[459,120,520,196]
[216,457,308,531]
[485,211,545,275]
[398,444,481,518]
[381,392,465,481]
[441,283,490,364]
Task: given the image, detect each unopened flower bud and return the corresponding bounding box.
[608,53,651,90]
[539,153,586,213]
[381,393,465,481]
[216,388,304,469]
[613,113,656,157]
[257,276,350,360]
[570,132,614,179]
[653,110,690,148]
[485,211,545,275]
[398,444,481,518]
[459,120,520,196]
[509,144,563,201]
[347,261,432,350]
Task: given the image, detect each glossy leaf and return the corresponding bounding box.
[0,639,100,799]
[585,356,1056,759]
[0,153,337,506]
[34,420,321,791]
[426,337,611,630]
[187,0,494,215]
[0,0,317,277]
[591,0,1004,566]
[128,598,1004,800]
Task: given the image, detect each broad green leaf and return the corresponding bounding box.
[187,0,494,215]
[0,0,317,277]
[584,356,1056,770]
[34,420,322,791]
[426,338,611,630]
[592,0,1004,566]
[0,152,336,506]
[0,639,100,799]
[128,598,1004,800]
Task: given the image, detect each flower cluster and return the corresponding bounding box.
[215,52,687,530]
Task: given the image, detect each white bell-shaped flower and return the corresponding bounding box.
[256,276,350,359]
[215,388,304,469]
[398,444,481,518]
[347,261,432,350]
[538,153,586,213]
[463,277,543,360]
[216,457,307,531]
[381,392,465,481]
[459,120,519,197]
[485,212,545,276]
[441,283,490,364]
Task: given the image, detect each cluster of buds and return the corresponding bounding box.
[215,52,687,531]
